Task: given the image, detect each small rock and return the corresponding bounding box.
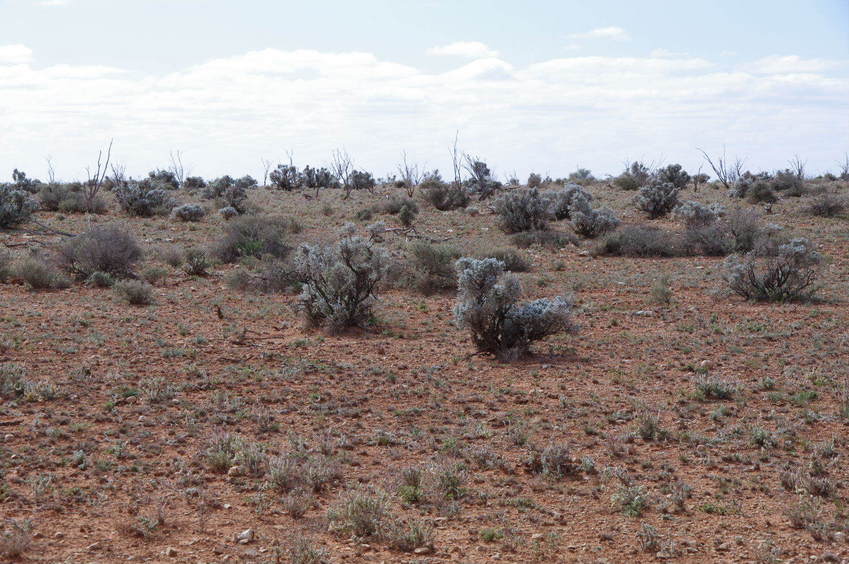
[413,546,432,554]
[834,532,845,544]
[227,465,243,477]
[633,310,655,317]
[87,542,101,552]
[3,434,13,442]
[236,529,254,544]
[531,533,544,541]
[54,532,64,539]
[164,547,178,557]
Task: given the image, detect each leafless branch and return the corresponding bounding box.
[698,146,744,190]
[169,149,186,186]
[396,150,422,197]
[84,139,113,207]
[45,155,56,184]
[260,158,273,187]
[329,148,353,198]
[788,154,806,180]
[449,131,462,188]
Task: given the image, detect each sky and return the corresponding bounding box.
[1,0,848,182]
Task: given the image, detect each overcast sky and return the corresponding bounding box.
[1,0,847,182]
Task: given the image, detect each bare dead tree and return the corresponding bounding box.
[789,154,806,180]
[110,163,127,186]
[286,149,295,168]
[45,155,56,184]
[462,153,499,200]
[396,150,422,197]
[839,153,849,180]
[692,165,703,192]
[84,139,113,208]
[731,157,745,183]
[260,158,273,187]
[698,147,744,191]
[329,148,353,197]
[449,131,463,188]
[169,150,186,186]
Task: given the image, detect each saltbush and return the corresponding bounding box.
[295,225,388,332]
[806,194,846,218]
[114,183,175,217]
[57,224,142,279]
[724,238,821,302]
[673,201,725,228]
[613,162,652,191]
[269,165,303,191]
[550,185,592,220]
[494,188,552,233]
[656,164,691,189]
[183,247,211,276]
[171,203,206,222]
[634,181,680,218]
[476,247,531,272]
[39,183,106,214]
[423,173,469,211]
[454,257,577,360]
[114,280,155,305]
[213,215,295,263]
[147,169,180,190]
[183,176,206,191]
[0,186,38,228]
[595,226,680,257]
[15,257,71,290]
[406,241,461,294]
[571,207,620,238]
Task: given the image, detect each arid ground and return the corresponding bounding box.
[1,179,848,563]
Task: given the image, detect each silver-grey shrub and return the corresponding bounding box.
[673,201,725,228]
[571,206,620,238]
[171,203,206,222]
[57,224,142,279]
[0,186,38,228]
[550,184,592,220]
[494,188,552,233]
[454,257,577,360]
[114,183,175,217]
[634,181,681,218]
[295,225,388,332]
[724,238,821,302]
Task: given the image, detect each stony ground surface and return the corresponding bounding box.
[1,180,847,563]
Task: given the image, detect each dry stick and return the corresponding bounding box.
[29,219,76,237]
[4,241,47,248]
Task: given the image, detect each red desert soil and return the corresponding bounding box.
[1,181,847,563]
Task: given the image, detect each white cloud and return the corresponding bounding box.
[650,48,690,58]
[426,41,498,59]
[0,44,34,65]
[0,46,846,180]
[38,0,71,5]
[740,55,840,74]
[568,26,630,42]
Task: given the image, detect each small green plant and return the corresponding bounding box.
[183,248,211,276]
[695,375,737,400]
[114,280,155,305]
[612,485,649,517]
[650,276,673,305]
